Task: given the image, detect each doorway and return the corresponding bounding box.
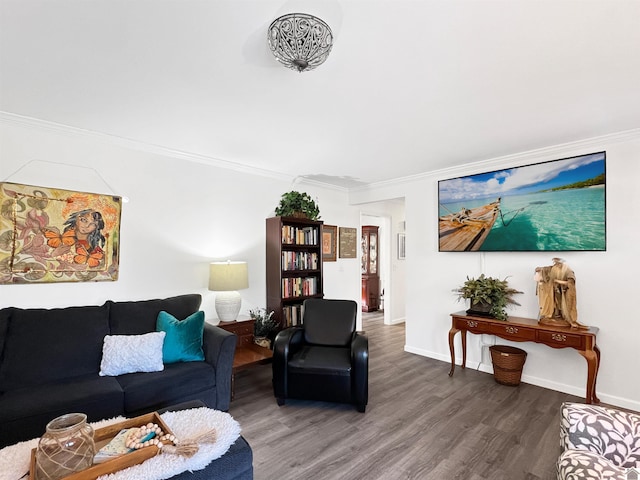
[360,203,405,326]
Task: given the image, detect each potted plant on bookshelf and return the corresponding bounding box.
[274,191,320,220]
[453,274,522,321]
[250,308,278,348]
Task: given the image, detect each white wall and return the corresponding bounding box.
[351,130,640,411]
[0,118,361,328]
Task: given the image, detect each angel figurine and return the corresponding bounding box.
[534,258,588,329]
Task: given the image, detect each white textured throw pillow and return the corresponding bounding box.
[99,331,166,376]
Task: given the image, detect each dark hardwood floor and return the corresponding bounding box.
[228,311,581,479]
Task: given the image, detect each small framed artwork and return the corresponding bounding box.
[339,227,357,258]
[322,225,337,262]
[398,233,406,260]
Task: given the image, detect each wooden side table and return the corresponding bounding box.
[217,319,273,400]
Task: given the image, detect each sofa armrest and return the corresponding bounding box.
[202,323,237,411]
[560,402,640,469]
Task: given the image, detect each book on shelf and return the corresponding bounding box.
[281,225,318,246]
[281,251,319,271]
[281,277,318,298]
[282,304,304,328]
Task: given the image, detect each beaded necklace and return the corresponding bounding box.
[125,422,179,451]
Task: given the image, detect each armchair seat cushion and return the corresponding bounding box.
[288,346,352,376]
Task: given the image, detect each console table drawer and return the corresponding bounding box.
[489,323,536,341]
[537,331,584,349]
[219,320,255,347]
[453,317,490,333]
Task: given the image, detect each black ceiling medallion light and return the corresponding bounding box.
[268,13,333,72]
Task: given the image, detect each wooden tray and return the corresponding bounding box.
[29,412,173,480]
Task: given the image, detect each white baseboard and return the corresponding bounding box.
[403,346,640,412]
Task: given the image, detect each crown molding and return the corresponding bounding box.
[433,128,640,180]
[0,111,293,183]
[3,111,639,193]
[351,127,640,193]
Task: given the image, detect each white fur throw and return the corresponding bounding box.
[0,407,241,480]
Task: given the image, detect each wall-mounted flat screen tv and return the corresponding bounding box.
[438,152,606,252]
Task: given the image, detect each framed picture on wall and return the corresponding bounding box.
[322,224,337,262]
[338,227,357,258]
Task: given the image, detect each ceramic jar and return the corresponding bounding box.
[35,413,95,480]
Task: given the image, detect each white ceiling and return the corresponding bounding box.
[2,0,639,188]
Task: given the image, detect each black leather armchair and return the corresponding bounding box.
[272,298,368,412]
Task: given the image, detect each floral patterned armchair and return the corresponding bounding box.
[557,402,640,480]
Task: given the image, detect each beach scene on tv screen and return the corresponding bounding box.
[438,152,606,252]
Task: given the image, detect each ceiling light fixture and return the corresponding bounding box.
[268,13,333,72]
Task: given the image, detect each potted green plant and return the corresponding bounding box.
[274,191,320,220]
[250,308,278,348]
[453,274,523,321]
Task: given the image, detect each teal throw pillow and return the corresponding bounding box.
[156,310,205,364]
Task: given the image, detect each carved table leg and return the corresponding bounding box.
[579,348,599,404]
[461,330,467,370]
[593,345,601,404]
[448,327,460,376]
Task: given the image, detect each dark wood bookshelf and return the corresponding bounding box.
[266,216,324,329]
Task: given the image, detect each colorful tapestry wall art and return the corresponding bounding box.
[0,182,122,284]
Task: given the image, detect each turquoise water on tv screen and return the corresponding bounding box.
[440,186,606,251]
[482,186,605,251]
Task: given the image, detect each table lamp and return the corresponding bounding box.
[208,261,249,323]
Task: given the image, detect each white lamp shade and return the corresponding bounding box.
[209,261,248,322]
[208,261,248,291]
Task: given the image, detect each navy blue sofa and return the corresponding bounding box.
[0,294,237,448]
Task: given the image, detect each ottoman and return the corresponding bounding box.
[158,401,253,480]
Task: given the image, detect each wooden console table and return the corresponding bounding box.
[448,311,600,404]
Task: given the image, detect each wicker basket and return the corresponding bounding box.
[490,345,527,386]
